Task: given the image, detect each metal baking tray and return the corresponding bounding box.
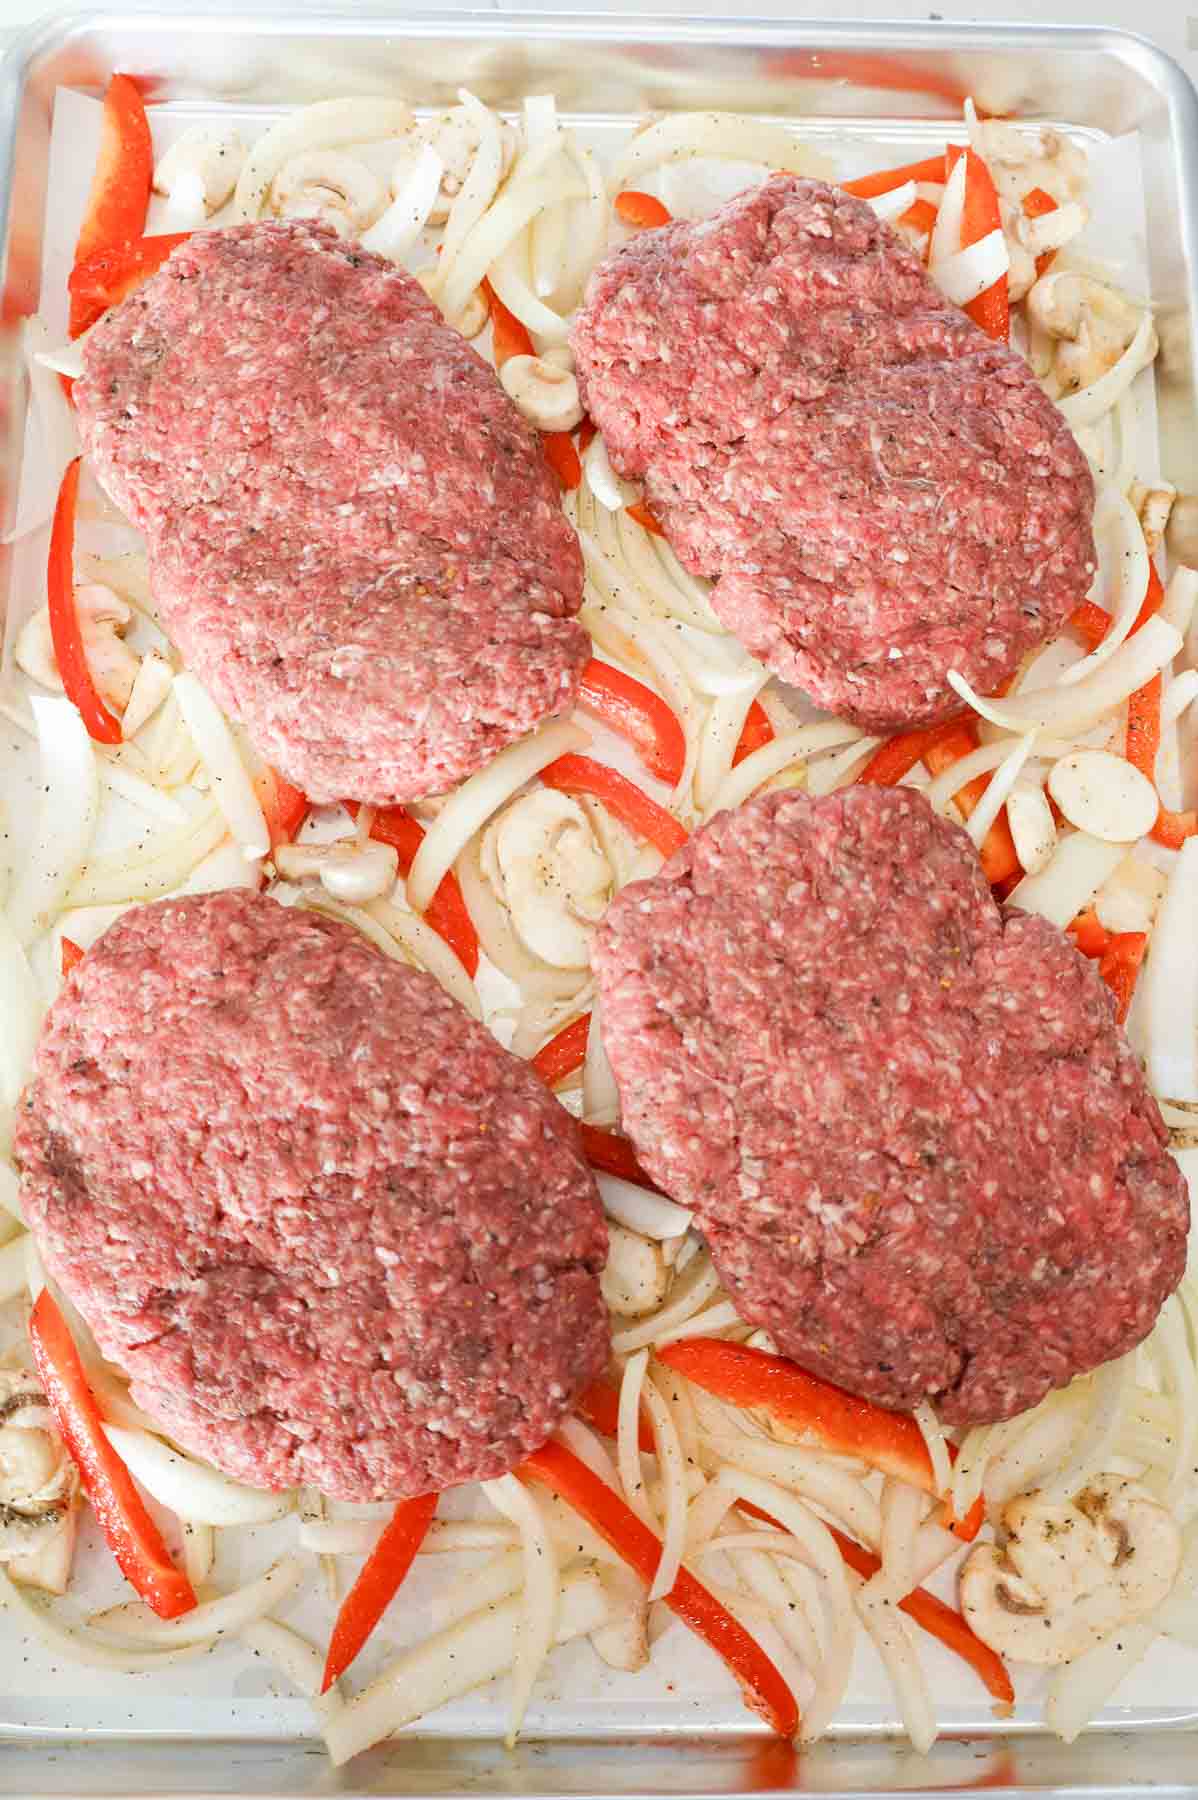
[1,7,1197,1796]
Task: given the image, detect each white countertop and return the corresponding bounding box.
[0,0,1194,91]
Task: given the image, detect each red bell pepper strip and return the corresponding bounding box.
[29,1289,197,1619]
[1069,599,1113,652]
[658,1339,982,1541]
[944,145,1008,343]
[320,1490,437,1690]
[577,661,686,787]
[68,231,192,339]
[531,1012,591,1087]
[252,765,309,854]
[1098,932,1148,1026]
[541,753,688,858]
[577,416,597,455]
[902,196,939,240]
[521,1438,799,1737]
[626,500,666,538]
[921,724,1022,888]
[481,278,533,366]
[856,715,969,787]
[48,458,122,745]
[614,190,672,229]
[60,936,85,977]
[841,154,948,200]
[349,803,480,977]
[733,700,774,768]
[1123,568,1196,850]
[70,74,153,333]
[1068,908,1111,960]
[542,431,582,492]
[577,1122,663,1193]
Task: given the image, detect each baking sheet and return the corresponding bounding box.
[0,82,1194,1748]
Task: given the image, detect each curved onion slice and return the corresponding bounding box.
[867,180,917,222]
[583,434,634,510]
[708,721,863,818]
[1142,837,1198,1101]
[641,1369,688,1603]
[92,1556,304,1647]
[241,1617,339,1720]
[66,804,228,908]
[617,1348,653,1524]
[613,114,832,188]
[481,1473,560,1746]
[488,232,570,343]
[583,1001,620,1124]
[1060,487,1149,687]
[233,99,416,219]
[441,162,584,321]
[173,676,269,860]
[7,697,99,947]
[930,229,1009,308]
[360,145,443,262]
[102,1425,294,1527]
[1007,830,1127,929]
[597,1173,692,1240]
[552,136,607,313]
[1046,1620,1157,1745]
[1058,310,1158,429]
[857,1575,937,1755]
[364,897,482,1019]
[658,157,771,220]
[949,616,1181,738]
[964,732,1035,848]
[456,838,588,1003]
[99,760,189,826]
[407,720,589,913]
[0,917,43,1117]
[0,1566,211,1672]
[1048,749,1159,843]
[927,150,966,270]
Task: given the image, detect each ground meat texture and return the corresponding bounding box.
[15,891,609,1499]
[75,221,587,804]
[571,177,1095,732]
[593,787,1187,1426]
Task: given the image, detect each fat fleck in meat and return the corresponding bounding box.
[593,786,1187,1425]
[15,891,609,1499]
[75,221,587,804]
[572,177,1096,731]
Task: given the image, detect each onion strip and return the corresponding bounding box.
[7,696,99,945]
[102,1426,294,1527]
[596,1173,692,1241]
[173,676,269,860]
[949,616,1181,737]
[233,99,416,219]
[91,1557,304,1647]
[613,114,832,187]
[481,1474,560,1746]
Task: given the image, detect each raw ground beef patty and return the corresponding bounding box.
[75,221,587,805]
[592,786,1188,1425]
[572,176,1096,731]
[15,891,609,1498]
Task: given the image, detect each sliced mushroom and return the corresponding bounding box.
[269,151,386,239]
[1026,272,1157,396]
[0,1367,78,1562]
[154,125,246,218]
[499,353,584,432]
[968,120,1088,210]
[600,1225,670,1317]
[16,587,140,714]
[482,790,612,969]
[419,104,518,224]
[1167,494,1198,570]
[273,839,399,904]
[959,1475,1182,1665]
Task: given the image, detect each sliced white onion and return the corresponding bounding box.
[92,1556,304,1647]
[488,231,571,344]
[927,150,967,270]
[34,341,85,381]
[7,697,98,946]
[1059,487,1149,687]
[911,1405,952,1502]
[611,1251,720,1357]
[1058,310,1158,429]
[23,317,81,487]
[601,1225,669,1317]
[857,1574,937,1754]
[180,1520,214,1588]
[613,114,832,188]
[675,627,765,700]
[1046,1619,1156,1743]
[1143,837,1198,1100]
[241,1617,338,1720]
[66,804,227,908]
[455,839,587,1003]
[965,731,1035,848]
[949,616,1181,739]
[720,1536,823,1673]
[360,145,443,262]
[0,1566,212,1672]
[868,180,917,222]
[121,651,174,742]
[707,721,863,818]
[805,735,885,796]
[1006,782,1058,875]
[1048,749,1159,844]
[1006,830,1128,929]
[584,435,634,510]
[98,759,189,826]
[407,720,588,913]
[617,1348,653,1526]
[233,99,416,219]
[172,676,269,860]
[546,134,607,313]
[0,917,43,1116]
[614,508,720,632]
[582,1000,619,1125]
[930,228,1009,308]
[597,1173,692,1241]
[323,1563,615,1765]
[0,1162,25,1226]
[700,1431,882,1554]
[102,1425,294,1527]
[654,1299,744,1347]
[1163,566,1198,637]
[0,1232,30,1305]
[659,158,771,221]
[481,1474,559,1747]
[1162,669,1198,733]
[642,1370,688,1602]
[442,162,584,321]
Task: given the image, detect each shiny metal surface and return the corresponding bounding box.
[0,8,1196,1795]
